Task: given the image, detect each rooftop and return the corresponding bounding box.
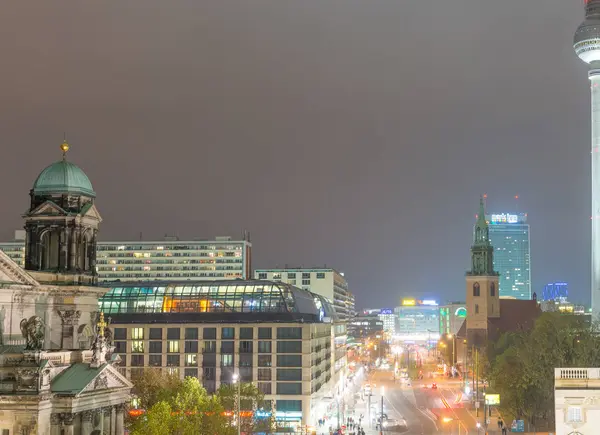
[99,280,338,324]
[33,157,95,198]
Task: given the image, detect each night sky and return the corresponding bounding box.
[0,1,591,309]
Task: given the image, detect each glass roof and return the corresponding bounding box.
[98,280,337,321]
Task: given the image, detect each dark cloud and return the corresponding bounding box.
[0,0,590,308]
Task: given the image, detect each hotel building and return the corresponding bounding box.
[0,231,252,282]
[98,279,338,428]
[253,268,351,397]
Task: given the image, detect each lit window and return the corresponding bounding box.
[168,341,180,353]
[132,328,144,340]
[156,246,164,250]
[132,341,144,353]
[185,354,197,366]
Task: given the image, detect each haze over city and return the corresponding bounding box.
[0,0,590,309]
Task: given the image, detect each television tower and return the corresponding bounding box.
[575,0,600,319]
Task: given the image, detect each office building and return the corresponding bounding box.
[347,313,383,341]
[394,299,440,342]
[99,279,338,429]
[439,302,467,336]
[574,0,600,320]
[484,212,531,300]
[0,232,252,282]
[254,268,355,321]
[378,309,396,334]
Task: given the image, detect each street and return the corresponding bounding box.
[354,368,504,434]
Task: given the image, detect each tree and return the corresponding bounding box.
[129,373,235,435]
[132,368,183,410]
[489,313,600,431]
[217,382,265,434]
[130,401,173,435]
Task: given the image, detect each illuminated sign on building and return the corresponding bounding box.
[421,300,438,306]
[490,213,519,224]
[402,299,416,306]
[379,309,393,314]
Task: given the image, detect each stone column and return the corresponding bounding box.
[115,404,125,435]
[50,414,61,435]
[69,226,77,271]
[103,407,111,435]
[62,413,75,435]
[111,406,116,435]
[81,410,94,435]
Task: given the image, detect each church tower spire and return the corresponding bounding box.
[470,196,496,275]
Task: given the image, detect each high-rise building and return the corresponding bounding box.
[254,268,355,321]
[574,0,600,319]
[483,212,531,300]
[0,232,252,282]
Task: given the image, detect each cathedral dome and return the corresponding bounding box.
[32,141,95,197]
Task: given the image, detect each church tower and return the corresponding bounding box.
[23,140,101,285]
[466,197,500,346]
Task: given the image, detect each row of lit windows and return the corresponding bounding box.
[100,266,240,271]
[101,244,245,251]
[256,272,327,280]
[98,251,242,258]
[97,259,242,265]
[118,326,303,341]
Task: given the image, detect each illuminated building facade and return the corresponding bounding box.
[542,282,569,301]
[394,299,440,342]
[483,213,531,300]
[99,280,337,428]
[439,302,467,336]
[377,309,396,334]
[0,232,252,282]
[254,268,354,321]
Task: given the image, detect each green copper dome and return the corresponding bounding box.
[33,160,96,197]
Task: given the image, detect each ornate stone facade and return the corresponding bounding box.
[0,144,132,435]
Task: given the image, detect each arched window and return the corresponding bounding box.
[473,282,480,297]
[490,282,496,297]
[475,304,479,314]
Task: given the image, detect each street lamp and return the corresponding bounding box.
[380,386,384,434]
[232,373,241,435]
[336,394,341,431]
[446,334,456,368]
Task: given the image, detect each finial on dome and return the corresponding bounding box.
[60,134,70,160]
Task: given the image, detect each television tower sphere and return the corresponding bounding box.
[575,0,600,64]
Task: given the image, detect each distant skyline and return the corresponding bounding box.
[0,1,591,309]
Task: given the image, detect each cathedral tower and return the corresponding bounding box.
[23,140,101,285]
[466,197,500,346]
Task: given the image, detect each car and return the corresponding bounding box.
[382,418,404,429]
[431,383,438,389]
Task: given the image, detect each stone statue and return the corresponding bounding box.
[20,316,44,350]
